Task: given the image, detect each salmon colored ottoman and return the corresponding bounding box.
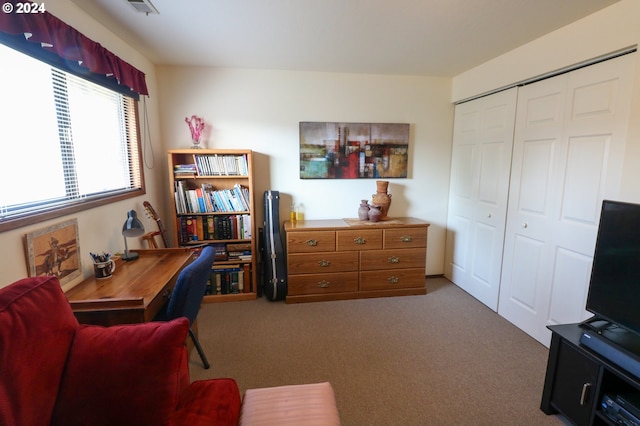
[239,382,340,426]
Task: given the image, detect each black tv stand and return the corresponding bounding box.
[541,323,640,425]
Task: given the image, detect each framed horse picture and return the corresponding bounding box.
[24,218,81,285]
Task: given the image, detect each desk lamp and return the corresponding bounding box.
[122,209,145,261]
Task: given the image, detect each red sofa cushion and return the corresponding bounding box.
[173,379,242,426]
[52,318,191,426]
[0,276,79,426]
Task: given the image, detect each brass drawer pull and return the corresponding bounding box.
[318,260,330,267]
[305,239,318,246]
[354,237,366,245]
[388,256,400,264]
[400,236,413,243]
[317,280,330,288]
[388,276,399,284]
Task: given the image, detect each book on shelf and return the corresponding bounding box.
[227,242,251,251]
[210,243,228,261]
[183,217,197,242]
[205,275,214,295]
[232,183,251,210]
[200,183,215,212]
[177,215,252,244]
[242,213,252,239]
[195,156,210,176]
[206,216,215,241]
[243,263,251,293]
[174,164,197,177]
[196,217,204,241]
[193,154,249,177]
[208,265,245,295]
[227,242,252,261]
[179,216,200,244]
[195,188,207,213]
[174,181,187,214]
[174,181,251,214]
[213,190,233,212]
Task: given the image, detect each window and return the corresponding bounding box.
[0,42,144,232]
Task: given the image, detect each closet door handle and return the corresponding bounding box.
[579,383,592,406]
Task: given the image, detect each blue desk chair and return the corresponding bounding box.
[154,245,215,369]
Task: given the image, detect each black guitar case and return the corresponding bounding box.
[262,190,287,301]
[257,227,265,298]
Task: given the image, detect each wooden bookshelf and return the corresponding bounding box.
[168,149,257,302]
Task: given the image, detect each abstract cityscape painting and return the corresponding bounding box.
[299,122,409,179]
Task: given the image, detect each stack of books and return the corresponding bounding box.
[227,243,252,261]
[173,164,197,177]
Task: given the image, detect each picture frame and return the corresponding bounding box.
[24,218,82,285]
[299,122,410,179]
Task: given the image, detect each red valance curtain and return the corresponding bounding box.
[0,2,148,96]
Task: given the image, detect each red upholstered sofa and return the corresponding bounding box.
[0,275,241,426]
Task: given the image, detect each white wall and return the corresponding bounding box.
[452,0,640,203]
[156,67,453,275]
[0,0,163,290]
[5,0,637,288]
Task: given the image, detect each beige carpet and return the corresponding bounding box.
[189,277,566,425]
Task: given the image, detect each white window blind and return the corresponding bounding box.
[0,42,142,225]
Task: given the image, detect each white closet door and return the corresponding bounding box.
[498,53,635,346]
[445,88,517,310]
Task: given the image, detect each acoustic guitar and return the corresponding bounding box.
[143,201,169,248]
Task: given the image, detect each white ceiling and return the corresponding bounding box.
[70,0,619,76]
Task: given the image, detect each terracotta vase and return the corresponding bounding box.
[358,200,370,220]
[371,180,392,220]
[368,205,382,222]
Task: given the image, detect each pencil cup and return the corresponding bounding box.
[93,259,116,279]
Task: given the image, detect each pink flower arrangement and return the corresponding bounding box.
[185,115,205,142]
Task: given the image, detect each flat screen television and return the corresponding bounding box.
[585,199,640,337]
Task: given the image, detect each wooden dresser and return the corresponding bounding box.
[284,217,429,303]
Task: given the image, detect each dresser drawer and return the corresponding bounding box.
[288,272,359,295]
[383,227,428,249]
[336,229,382,251]
[287,252,358,274]
[360,268,426,291]
[287,231,335,253]
[360,248,426,271]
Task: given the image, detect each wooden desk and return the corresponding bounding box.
[65,248,194,326]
